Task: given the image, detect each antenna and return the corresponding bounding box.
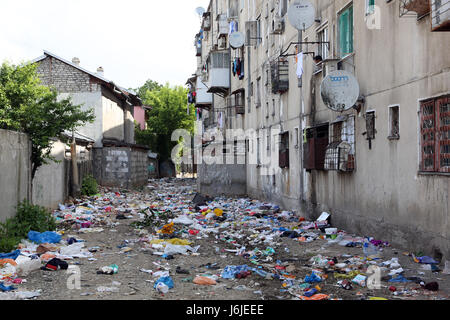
[195,7,205,18]
[229,31,245,49]
[287,0,315,31]
[320,70,360,112]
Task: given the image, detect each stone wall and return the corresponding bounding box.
[0,129,31,222]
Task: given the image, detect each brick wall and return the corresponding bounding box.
[36,56,101,93]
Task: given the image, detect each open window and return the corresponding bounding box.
[324,116,355,172]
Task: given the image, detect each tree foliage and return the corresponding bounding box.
[0,62,95,179]
[135,81,195,161]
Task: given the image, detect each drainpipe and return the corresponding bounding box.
[298,30,304,206]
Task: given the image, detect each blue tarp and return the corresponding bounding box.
[28,231,61,244]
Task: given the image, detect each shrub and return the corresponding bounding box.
[0,200,56,253]
[81,175,98,196]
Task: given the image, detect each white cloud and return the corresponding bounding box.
[0,0,210,89]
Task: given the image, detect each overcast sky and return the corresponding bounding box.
[0,0,210,90]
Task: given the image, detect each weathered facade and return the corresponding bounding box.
[191,0,450,259]
[32,51,150,189]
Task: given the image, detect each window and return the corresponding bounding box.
[279,131,290,168]
[279,0,288,17]
[294,127,299,149]
[389,106,400,139]
[366,0,375,15]
[365,111,376,140]
[317,26,329,60]
[257,136,261,166]
[325,116,355,172]
[339,5,354,58]
[272,99,276,116]
[420,95,450,173]
[256,77,261,107]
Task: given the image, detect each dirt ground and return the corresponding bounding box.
[12,179,450,300]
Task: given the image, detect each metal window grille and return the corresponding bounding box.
[270,58,289,94]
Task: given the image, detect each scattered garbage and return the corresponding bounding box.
[1,179,447,300]
[97,264,119,275]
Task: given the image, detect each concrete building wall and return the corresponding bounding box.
[101,89,125,142]
[0,129,31,222]
[302,0,450,258]
[194,0,450,259]
[58,92,103,147]
[32,140,66,209]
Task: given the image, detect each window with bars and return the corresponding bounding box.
[420,95,450,173]
[324,116,355,172]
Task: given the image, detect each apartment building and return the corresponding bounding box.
[189,0,450,259]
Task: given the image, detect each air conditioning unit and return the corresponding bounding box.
[272,16,285,34]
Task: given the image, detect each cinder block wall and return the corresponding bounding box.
[93,147,148,189]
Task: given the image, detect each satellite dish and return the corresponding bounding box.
[229,31,245,49]
[288,0,316,31]
[320,70,360,112]
[195,7,206,16]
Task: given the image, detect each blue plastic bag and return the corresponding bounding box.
[221,265,249,279]
[28,231,61,244]
[0,250,21,260]
[0,283,16,292]
[304,273,322,283]
[154,276,174,289]
[418,256,438,264]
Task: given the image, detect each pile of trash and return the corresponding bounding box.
[1,178,448,300]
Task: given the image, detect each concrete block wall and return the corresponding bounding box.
[93,147,148,189]
[0,129,31,222]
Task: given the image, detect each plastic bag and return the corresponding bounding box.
[193,276,217,285]
[28,231,61,244]
[154,276,174,289]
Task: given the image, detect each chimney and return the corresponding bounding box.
[97,66,104,77]
[72,57,80,66]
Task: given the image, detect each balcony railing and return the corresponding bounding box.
[399,0,431,19]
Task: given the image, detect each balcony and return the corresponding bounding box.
[227,89,246,115]
[431,0,450,31]
[195,33,202,57]
[195,77,212,107]
[202,12,211,31]
[270,58,289,94]
[206,51,230,96]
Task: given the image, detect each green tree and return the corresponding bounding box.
[135,83,195,162]
[136,79,163,100]
[0,61,95,180]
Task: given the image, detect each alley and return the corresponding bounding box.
[1,178,449,300]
